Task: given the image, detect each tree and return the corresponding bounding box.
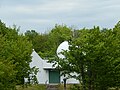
[0,60,17,90]
[53,25,120,90]
[0,35,17,90]
[45,24,73,58]
[25,24,73,59]
[0,20,36,89]
[25,30,49,58]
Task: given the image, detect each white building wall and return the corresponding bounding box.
[60,73,79,84]
[30,50,49,84]
[30,50,79,84]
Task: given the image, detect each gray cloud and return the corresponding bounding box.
[0,0,120,33]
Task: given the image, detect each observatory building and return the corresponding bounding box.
[30,41,79,84]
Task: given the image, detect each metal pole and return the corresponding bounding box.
[63,78,66,90]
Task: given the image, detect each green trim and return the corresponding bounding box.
[49,70,60,83]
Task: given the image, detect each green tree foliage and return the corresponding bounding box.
[53,25,120,90]
[25,30,49,58]
[25,24,73,59]
[0,61,17,90]
[45,24,73,58]
[0,20,34,89]
[0,35,17,90]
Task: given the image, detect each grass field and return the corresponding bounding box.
[17,85,46,90]
[17,84,73,90]
[17,84,120,90]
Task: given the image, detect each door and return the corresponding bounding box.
[49,70,60,83]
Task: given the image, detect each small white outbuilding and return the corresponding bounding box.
[30,41,79,84]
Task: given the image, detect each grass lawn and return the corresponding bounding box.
[17,84,46,90]
[17,84,120,90]
[17,84,73,90]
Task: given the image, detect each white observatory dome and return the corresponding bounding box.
[56,41,69,58]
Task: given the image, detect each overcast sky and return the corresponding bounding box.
[0,0,120,33]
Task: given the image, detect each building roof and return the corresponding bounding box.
[31,50,56,70]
